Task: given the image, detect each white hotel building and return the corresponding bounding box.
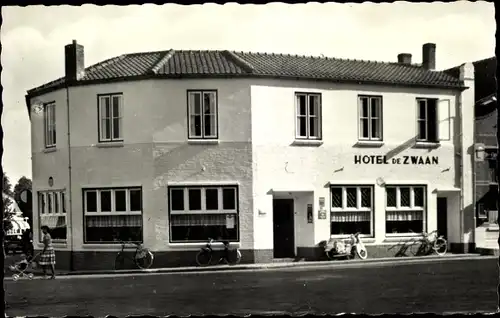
[26,40,475,270]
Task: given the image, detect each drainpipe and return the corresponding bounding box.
[458,89,465,252]
[66,84,74,271]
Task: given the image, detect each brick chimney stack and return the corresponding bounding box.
[397,53,412,65]
[422,43,436,70]
[65,40,85,81]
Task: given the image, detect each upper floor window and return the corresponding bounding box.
[416,98,438,143]
[358,96,383,141]
[296,93,322,140]
[44,102,56,148]
[98,94,123,142]
[187,90,218,139]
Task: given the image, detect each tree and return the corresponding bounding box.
[14,176,33,228]
[2,172,14,233]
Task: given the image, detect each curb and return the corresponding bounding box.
[20,253,496,278]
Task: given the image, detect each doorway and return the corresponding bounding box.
[272,199,295,258]
[437,197,448,239]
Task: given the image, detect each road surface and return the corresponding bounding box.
[5,258,498,316]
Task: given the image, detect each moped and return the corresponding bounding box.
[323,232,368,260]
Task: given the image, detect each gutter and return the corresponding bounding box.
[458,89,465,252]
[65,84,74,271]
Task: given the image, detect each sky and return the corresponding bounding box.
[0,2,496,185]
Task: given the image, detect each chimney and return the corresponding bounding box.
[65,40,85,81]
[397,53,412,65]
[422,43,436,70]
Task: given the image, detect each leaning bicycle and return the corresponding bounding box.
[114,241,154,270]
[196,238,242,266]
[413,230,448,256]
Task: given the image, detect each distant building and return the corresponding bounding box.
[471,57,497,251]
[26,40,476,270]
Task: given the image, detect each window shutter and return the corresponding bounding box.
[438,99,451,141]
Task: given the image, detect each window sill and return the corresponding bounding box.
[168,241,241,249]
[329,235,375,244]
[96,142,124,148]
[187,139,220,145]
[82,243,143,250]
[383,234,424,243]
[353,141,384,148]
[291,139,323,147]
[413,142,441,150]
[43,147,57,153]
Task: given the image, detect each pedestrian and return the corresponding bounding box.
[21,229,34,257]
[39,225,56,279]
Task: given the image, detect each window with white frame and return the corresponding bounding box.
[83,187,142,243]
[98,94,123,142]
[385,185,426,235]
[359,95,383,141]
[38,190,66,241]
[296,93,322,139]
[330,185,373,236]
[187,90,218,139]
[169,186,239,243]
[44,103,56,148]
[416,98,438,142]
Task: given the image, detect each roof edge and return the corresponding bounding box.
[25,73,467,99]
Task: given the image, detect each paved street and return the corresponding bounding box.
[5,258,498,316]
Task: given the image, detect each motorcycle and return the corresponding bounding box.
[323,232,368,260]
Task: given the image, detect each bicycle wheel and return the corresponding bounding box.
[229,249,242,265]
[114,254,126,270]
[135,248,154,269]
[196,249,212,266]
[433,238,447,256]
[409,241,422,256]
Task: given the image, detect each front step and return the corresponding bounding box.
[476,247,500,256]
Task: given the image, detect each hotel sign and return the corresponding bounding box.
[354,155,439,165]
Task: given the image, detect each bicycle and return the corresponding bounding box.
[114,241,154,270]
[413,230,448,256]
[195,238,242,266]
[388,230,447,257]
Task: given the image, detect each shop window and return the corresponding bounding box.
[168,186,239,243]
[330,185,374,237]
[385,185,426,235]
[38,191,67,242]
[83,187,143,243]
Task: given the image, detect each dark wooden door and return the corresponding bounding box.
[273,199,295,258]
[437,197,448,239]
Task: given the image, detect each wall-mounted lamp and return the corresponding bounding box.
[475,143,486,162]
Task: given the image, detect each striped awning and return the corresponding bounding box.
[6,218,29,236]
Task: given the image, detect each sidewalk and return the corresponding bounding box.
[10,253,495,278]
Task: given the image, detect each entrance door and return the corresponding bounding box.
[273,199,295,258]
[437,197,448,239]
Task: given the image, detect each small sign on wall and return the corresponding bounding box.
[307,204,313,224]
[318,209,327,220]
[226,214,235,229]
[319,197,325,209]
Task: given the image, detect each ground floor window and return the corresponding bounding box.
[38,191,67,241]
[83,187,143,243]
[330,185,373,236]
[168,185,239,243]
[385,185,426,235]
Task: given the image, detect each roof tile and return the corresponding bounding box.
[27,49,465,96]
